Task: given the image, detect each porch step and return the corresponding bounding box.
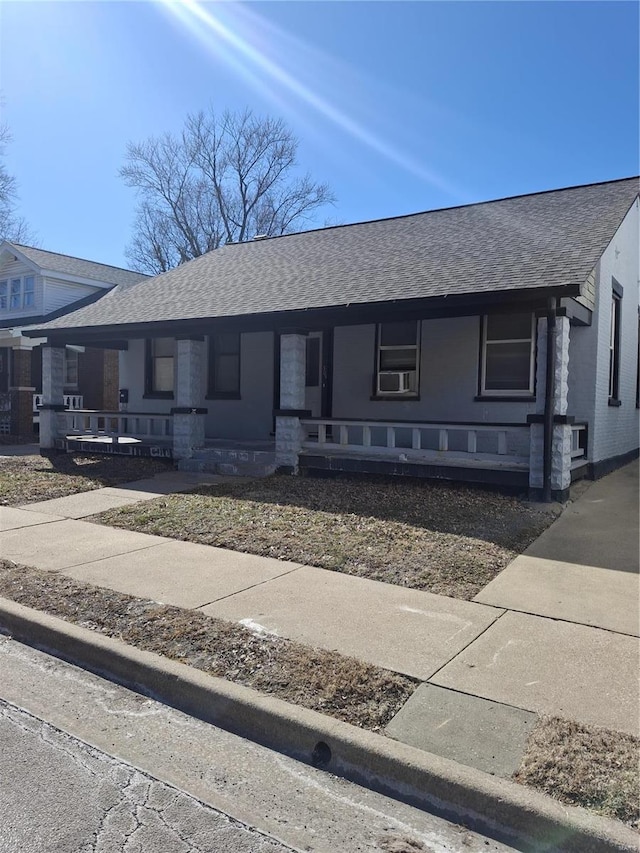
[178,446,277,477]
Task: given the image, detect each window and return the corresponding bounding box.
[608,291,621,403]
[208,332,240,398]
[375,321,419,396]
[23,276,35,308]
[481,313,535,396]
[0,275,35,310]
[145,338,174,396]
[64,348,79,387]
[9,279,21,309]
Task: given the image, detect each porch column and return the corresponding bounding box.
[529,314,571,499]
[39,345,65,449]
[171,338,206,460]
[275,332,308,472]
[9,347,35,439]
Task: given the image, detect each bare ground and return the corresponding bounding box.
[0,454,171,506]
[0,559,637,826]
[96,474,557,599]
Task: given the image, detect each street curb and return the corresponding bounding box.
[0,596,636,853]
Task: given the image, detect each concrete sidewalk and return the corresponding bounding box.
[0,462,638,781]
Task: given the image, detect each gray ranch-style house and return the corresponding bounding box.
[0,242,148,439]
[27,177,639,501]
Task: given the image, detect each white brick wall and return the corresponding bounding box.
[590,199,640,463]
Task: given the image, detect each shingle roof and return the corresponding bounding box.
[8,244,149,288]
[30,177,639,333]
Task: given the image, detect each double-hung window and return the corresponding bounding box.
[208,332,241,398]
[481,313,535,396]
[375,321,420,396]
[145,338,174,396]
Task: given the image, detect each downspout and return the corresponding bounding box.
[542,296,558,502]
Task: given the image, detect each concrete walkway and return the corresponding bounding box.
[0,462,638,780]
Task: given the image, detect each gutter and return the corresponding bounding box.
[542,297,558,502]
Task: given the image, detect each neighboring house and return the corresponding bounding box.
[0,242,148,438]
[26,177,639,500]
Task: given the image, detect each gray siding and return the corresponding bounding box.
[205,331,274,440]
[332,318,536,424]
[589,200,640,463]
[43,276,100,314]
[119,332,275,440]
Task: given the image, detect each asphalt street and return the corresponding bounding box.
[0,636,517,853]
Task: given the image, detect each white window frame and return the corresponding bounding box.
[375,321,420,397]
[0,275,36,311]
[480,313,536,397]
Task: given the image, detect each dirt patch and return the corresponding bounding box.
[0,560,416,731]
[96,475,555,599]
[515,716,640,826]
[0,454,171,506]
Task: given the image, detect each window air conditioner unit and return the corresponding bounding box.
[378,371,416,394]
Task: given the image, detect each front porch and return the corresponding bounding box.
[34,297,586,499]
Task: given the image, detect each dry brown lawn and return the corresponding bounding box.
[0,454,171,506]
[97,474,556,599]
[0,561,415,731]
[516,717,640,826]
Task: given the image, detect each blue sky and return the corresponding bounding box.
[1,0,638,269]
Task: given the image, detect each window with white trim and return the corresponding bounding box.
[375,321,420,396]
[0,275,35,310]
[481,313,535,396]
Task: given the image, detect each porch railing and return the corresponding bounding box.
[33,393,84,414]
[63,410,173,441]
[300,418,530,469]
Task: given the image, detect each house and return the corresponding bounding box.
[0,242,148,439]
[25,177,639,500]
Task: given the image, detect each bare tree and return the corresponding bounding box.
[121,109,335,274]
[0,123,34,244]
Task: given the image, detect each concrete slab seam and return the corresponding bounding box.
[0,597,636,853]
[194,564,305,610]
[467,602,640,640]
[425,608,508,684]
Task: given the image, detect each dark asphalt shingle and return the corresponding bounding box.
[29,178,639,333]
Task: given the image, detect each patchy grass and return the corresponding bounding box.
[0,561,415,731]
[0,454,171,506]
[97,475,555,599]
[515,716,640,827]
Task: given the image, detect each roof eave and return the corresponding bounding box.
[24,282,580,342]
